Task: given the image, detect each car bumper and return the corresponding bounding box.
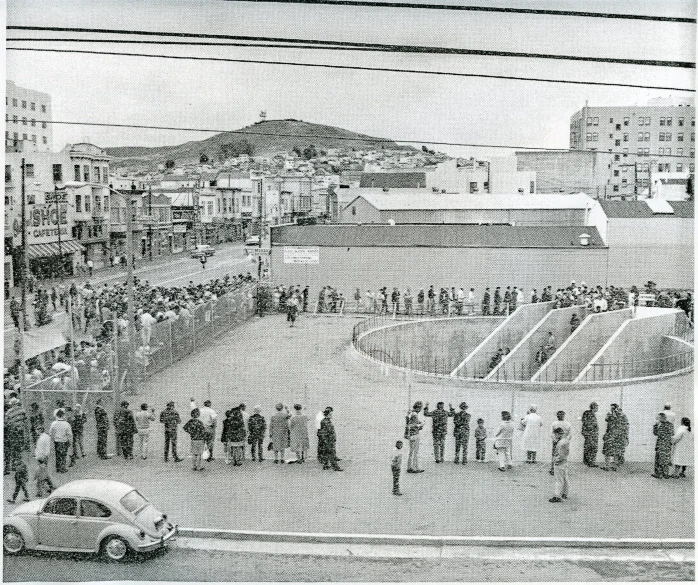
[136,525,178,552]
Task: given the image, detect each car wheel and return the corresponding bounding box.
[101,535,131,562]
[3,527,25,555]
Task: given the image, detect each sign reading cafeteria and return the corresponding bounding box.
[13,203,72,245]
[283,246,320,264]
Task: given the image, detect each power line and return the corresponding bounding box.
[219,0,697,24]
[7,48,693,92]
[8,26,695,68]
[8,38,362,50]
[37,119,698,158]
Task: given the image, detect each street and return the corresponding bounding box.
[3,543,694,582]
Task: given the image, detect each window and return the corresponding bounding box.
[609,133,613,139]
[622,148,628,155]
[645,117,651,125]
[645,132,650,141]
[638,133,643,142]
[614,154,621,161]
[12,115,17,123]
[613,185,619,192]
[25,164,34,178]
[691,133,695,142]
[659,133,665,141]
[42,136,47,145]
[609,118,614,123]
[80,500,111,518]
[13,132,17,140]
[22,133,27,140]
[84,195,91,212]
[593,117,599,125]
[12,98,17,106]
[666,148,671,155]
[21,100,26,109]
[622,178,627,184]
[103,167,109,184]
[615,139,620,146]
[623,133,628,142]
[666,164,671,172]
[31,135,36,143]
[660,117,666,126]
[41,122,46,129]
[691,149,695,157]
[659,148,664,155]
[639,118,644,126]
[469,181,479,193]
[666,132,672,141]
[95,195,101,212]
[679,118,685,126]
[613,169,619,177]
[678,148,683,156]
[667,117,672,126]
[75,193,82,212]
[587,117,593,126]
[53,164,63,182]
[623,117,629,126]
[5,165,11,182]
[30,102,36,111]
[43,498,77,516]
[586,133,592,141]
[120,490,148,514]
[530,181,535,193]
[615,124,621,131]
[83,165,90,182]
[21,117,27,126]
[592,133,598,141]
[74,165,81,181]
[94,167,101,183]
[104,195,108,210]
[30,119,35,127]
[677,133,684,142]
[677,164,683,172]
[41,104,46,113]
[690,164,695,173]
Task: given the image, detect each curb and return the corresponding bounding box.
[177,528,695,550]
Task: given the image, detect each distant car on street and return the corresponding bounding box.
[3,479,177,561]
[245,235,260,246]
[190,244,215,259]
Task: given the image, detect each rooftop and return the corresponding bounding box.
[599,200,694,218]
[345,191,595,211]
[359,172,427,189]
[271,224,606,248]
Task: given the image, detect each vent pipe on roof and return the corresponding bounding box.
[387,219,396,226]
[579,233,591,246]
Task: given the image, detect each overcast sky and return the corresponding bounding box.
[6,0,696,158]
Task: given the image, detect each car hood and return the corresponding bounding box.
[10,499,45,516]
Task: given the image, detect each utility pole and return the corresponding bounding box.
[54,186,63,280]
[18,159,28,409]
[257,178,263,280]
[148,187,153,261]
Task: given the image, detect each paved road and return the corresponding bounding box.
[3,544,694,582]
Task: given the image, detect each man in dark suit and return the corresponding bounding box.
[450,402,471,464]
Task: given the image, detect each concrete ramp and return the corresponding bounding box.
[532,309,632,382]
[486,306,588,381]
[450,302,554,378]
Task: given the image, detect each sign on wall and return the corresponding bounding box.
[13,203,72,245]
[283,246,319,264]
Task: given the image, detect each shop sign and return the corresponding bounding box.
[283,246,319,264]
[13,203,72,245]
[173,224,187,233]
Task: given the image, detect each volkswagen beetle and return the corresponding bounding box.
[3,479,177,561]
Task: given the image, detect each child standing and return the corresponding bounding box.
[7,459,30,503]
[391,440,404,496]
[35,459,55,497]
[475,418,487,462]
[549,427,570,503]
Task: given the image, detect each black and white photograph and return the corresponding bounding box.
[2,0,695,582]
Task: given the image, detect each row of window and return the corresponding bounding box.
[6,115,49,129]
[6,131,48,144]
[614,163,687,175]
[72,224,105,239]
[6,97,48,113]
[587,116,694,127]
[585,132,694,143]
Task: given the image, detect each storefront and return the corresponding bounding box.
[26,240,83,279]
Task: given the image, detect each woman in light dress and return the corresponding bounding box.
[288,404,310,464]
[520,405,543,464]
[672,417,693,479]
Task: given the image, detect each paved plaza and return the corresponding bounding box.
[4,313,694,539]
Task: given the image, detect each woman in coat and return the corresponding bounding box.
[652,412,674,479]
[672,417,693,478]
[228,407,246,466]
[269,403,290,464]
[520,405,543,463]
[288,404,310,463]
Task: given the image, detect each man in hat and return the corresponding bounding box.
[114,401,137,460]
[423,401,452,464]
[248,405,267,462]
[450,402,471,464]
[49,409,72,473]
[94,398,112,459]
[160,401,184,462]
[318,408,342,471]
[581,402,599,467]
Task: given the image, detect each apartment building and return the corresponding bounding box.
[6,80,53,151]
[570,98,695,199]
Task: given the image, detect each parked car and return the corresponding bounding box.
[190,244,215,259]
[245,235,260,246]
[3,479,177,561]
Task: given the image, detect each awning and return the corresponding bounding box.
[27,240,84,259]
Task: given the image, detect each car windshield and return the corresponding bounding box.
[120,490,149,514]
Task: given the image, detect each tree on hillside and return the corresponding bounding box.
[199,152,209,163]
[165,159,175,169]
[219,140,254,159]
[303,144,318,160]
[292,146,302,157]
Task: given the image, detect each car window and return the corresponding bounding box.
[43,498,77,516]
[80,500,112,518]
[120,490,148,513]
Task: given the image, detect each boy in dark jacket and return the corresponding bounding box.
[247,406,267,462]
[7,459,29,503]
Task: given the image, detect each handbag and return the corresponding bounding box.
[267,441,274,451]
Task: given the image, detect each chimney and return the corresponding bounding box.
[579,233,591,246]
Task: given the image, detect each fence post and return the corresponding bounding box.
[168,319,173,366]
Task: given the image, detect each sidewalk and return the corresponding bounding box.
[4,314,693,539]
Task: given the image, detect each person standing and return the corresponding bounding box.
[248,406,267,462]
[663,403,677,426]
[423,401,452,463]
[318,407,343,471]
[474,418,487,462]
[316,406,331,463]
[183,408,207,471]
[289,404,310,464]
[9,296,20,329]
[238,404,250,461]
[652,412,674,479]
[114,401,137,460]
[493,287,501,315]
[601,403,625,471]
[482,288,491,316]
[405,401,424,473]
[198,400,217,461]
[87,258,94,276]
[549,427,570,502]
[49,409,72,473]
[6,459,29,504]
[671,417,693,479]
[5,398,29,471]
[391,440,404,496]
[270,403,291,464]
[34,424,52,465]
[581,402,599,467]
[286,293,299,327]
[494,411,515,471]
[222,407,246,466]
[69,404,87,465]
[550,411,572,475]
[94,398,111,459]
[134,403,156,460]
[520,405,543,464]
[160,401,184,462]
[450,402,471,465]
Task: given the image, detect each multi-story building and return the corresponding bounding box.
[5,141,110,279]
[570,98,695,199]
[6,80,53,151]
